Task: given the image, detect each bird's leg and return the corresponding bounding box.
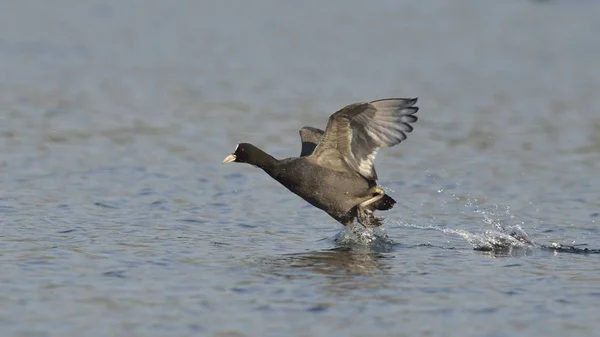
[356,206,384,228]
[356,187,386,228]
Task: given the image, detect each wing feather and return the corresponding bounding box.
[298,127,324,157]
[310,98,418,180]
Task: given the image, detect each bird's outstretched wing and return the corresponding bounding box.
[298,126,324,157]
[310,98,418,180]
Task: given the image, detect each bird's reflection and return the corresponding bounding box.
[254,246,397,297]
[256,227,399,281]
[264,227,397,277]
[282,247,391,276]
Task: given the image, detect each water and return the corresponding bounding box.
[1,0,599,336]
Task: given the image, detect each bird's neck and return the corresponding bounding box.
[246,145,278,172]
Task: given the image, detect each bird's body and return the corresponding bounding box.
[262,155,378,225]
[223,98,419,228]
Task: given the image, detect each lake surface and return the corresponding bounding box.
[1,1,599,336]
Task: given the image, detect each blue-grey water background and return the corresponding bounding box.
[1,1,599,336]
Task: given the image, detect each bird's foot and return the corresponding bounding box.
[356,206,384,228]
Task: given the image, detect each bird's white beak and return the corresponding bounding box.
[222,154,236,164]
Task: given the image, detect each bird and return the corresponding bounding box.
[222,98,419,228]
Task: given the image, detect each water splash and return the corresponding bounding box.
[399,222,532,252]
[326,185,599,255]
[539,242,600,255]
[469,202,534,249]
[393,188,536,253]
[332,226,395,252]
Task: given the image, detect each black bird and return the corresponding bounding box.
[222,98,419,228]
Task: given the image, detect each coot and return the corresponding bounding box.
[222,98,419,228]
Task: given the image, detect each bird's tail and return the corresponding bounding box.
[373,194,396,211]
